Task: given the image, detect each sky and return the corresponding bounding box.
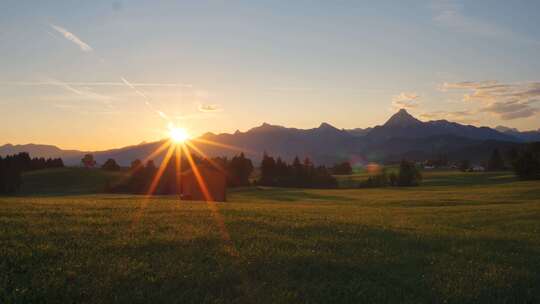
[1,0,540,150]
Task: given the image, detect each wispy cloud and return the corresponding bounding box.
[42,78,115,110]
[270,87,314,92]
[442,81,540,120]
[0,81,192,88]
[198,104,222,113]
[50,24,93,52]
[420,110,478,124]
[392,92,420,110]
[430,0,538,44]
[47,78,85,95]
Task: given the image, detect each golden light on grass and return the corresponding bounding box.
[130,120,244,257]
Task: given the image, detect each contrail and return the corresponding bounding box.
[50,24,93,52]
[121,77,170,121]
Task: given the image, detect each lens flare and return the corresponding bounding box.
[168,125,190,143]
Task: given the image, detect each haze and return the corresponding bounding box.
[1,0,540,150]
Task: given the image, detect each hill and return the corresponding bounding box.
[0,143,85,160]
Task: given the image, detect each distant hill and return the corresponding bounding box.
[0,143,85,160]
[495,126,540,142]
[2,109,537,165]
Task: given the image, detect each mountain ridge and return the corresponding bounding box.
[2,109,537,165]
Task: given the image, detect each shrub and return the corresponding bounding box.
[396,160,422,186]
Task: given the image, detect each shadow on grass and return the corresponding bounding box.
[229,220,540,303]
[422,171,517,187]
[3,208,540,303]
[233,187,350,202]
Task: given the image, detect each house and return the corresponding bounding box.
[471,165,485,172]
[180,164,227,202]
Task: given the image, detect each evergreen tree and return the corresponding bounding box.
[487,148,505,171]
[332,162,353,175]
[513,143,540,180]
[260,153,277,186]
[228,153,254,186]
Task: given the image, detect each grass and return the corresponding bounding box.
[19,168,127,196]
[1,170,540,303]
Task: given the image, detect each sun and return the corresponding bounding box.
[168,125,190,143]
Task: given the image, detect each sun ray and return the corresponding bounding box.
[109,140,171,190]
[142,140,172,165]
[146,144,175,196]
[175,145,182,196]
[181,144,238,256]
[191,137,254,154]
[185,141,227,174]
[131,143,176,229]
[181,144,213,201]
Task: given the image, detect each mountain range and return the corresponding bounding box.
[2,109,539,166]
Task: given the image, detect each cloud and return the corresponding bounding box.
[392,92,420,110]
[430,0,538,45]
[420,110,478,124]
[480,100,539,120]
[46,78,114,105]
[270,87,314,92]
[0,81,192,88]
[50,24,93,52]
[198,104,222,113]
[440,81,497,91]
[442,81,540,120]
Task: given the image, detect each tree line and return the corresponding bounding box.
[359,160,422,188]
[258,153,338,188]
[106,152,255,194]
[511,142,540,180]
[0,152,64,194]
[455,144,540,180]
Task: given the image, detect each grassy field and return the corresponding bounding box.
[1,169,540,303]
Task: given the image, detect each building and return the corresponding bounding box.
[471,165,485,172]
[180,165,227,202]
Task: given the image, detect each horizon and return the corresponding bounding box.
[2,108,540,152]
[1,1,540,150]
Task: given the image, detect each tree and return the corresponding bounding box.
[512,143,540,180]
[260,153,277,185]
[332,162,353,175]
[487,148,505,171]
[130,159,143,171]
[0,156,22,194]
[258,153,337,188]
[81,154,96,168]
[359,169,389,188]
[228,153,254,187]
[102,158,121,171]
[397,160,422,186]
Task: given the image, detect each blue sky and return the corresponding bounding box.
[1,0,539,150]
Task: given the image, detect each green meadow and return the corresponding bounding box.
[1,168,540,303]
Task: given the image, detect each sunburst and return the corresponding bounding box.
[129,122,243,257]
